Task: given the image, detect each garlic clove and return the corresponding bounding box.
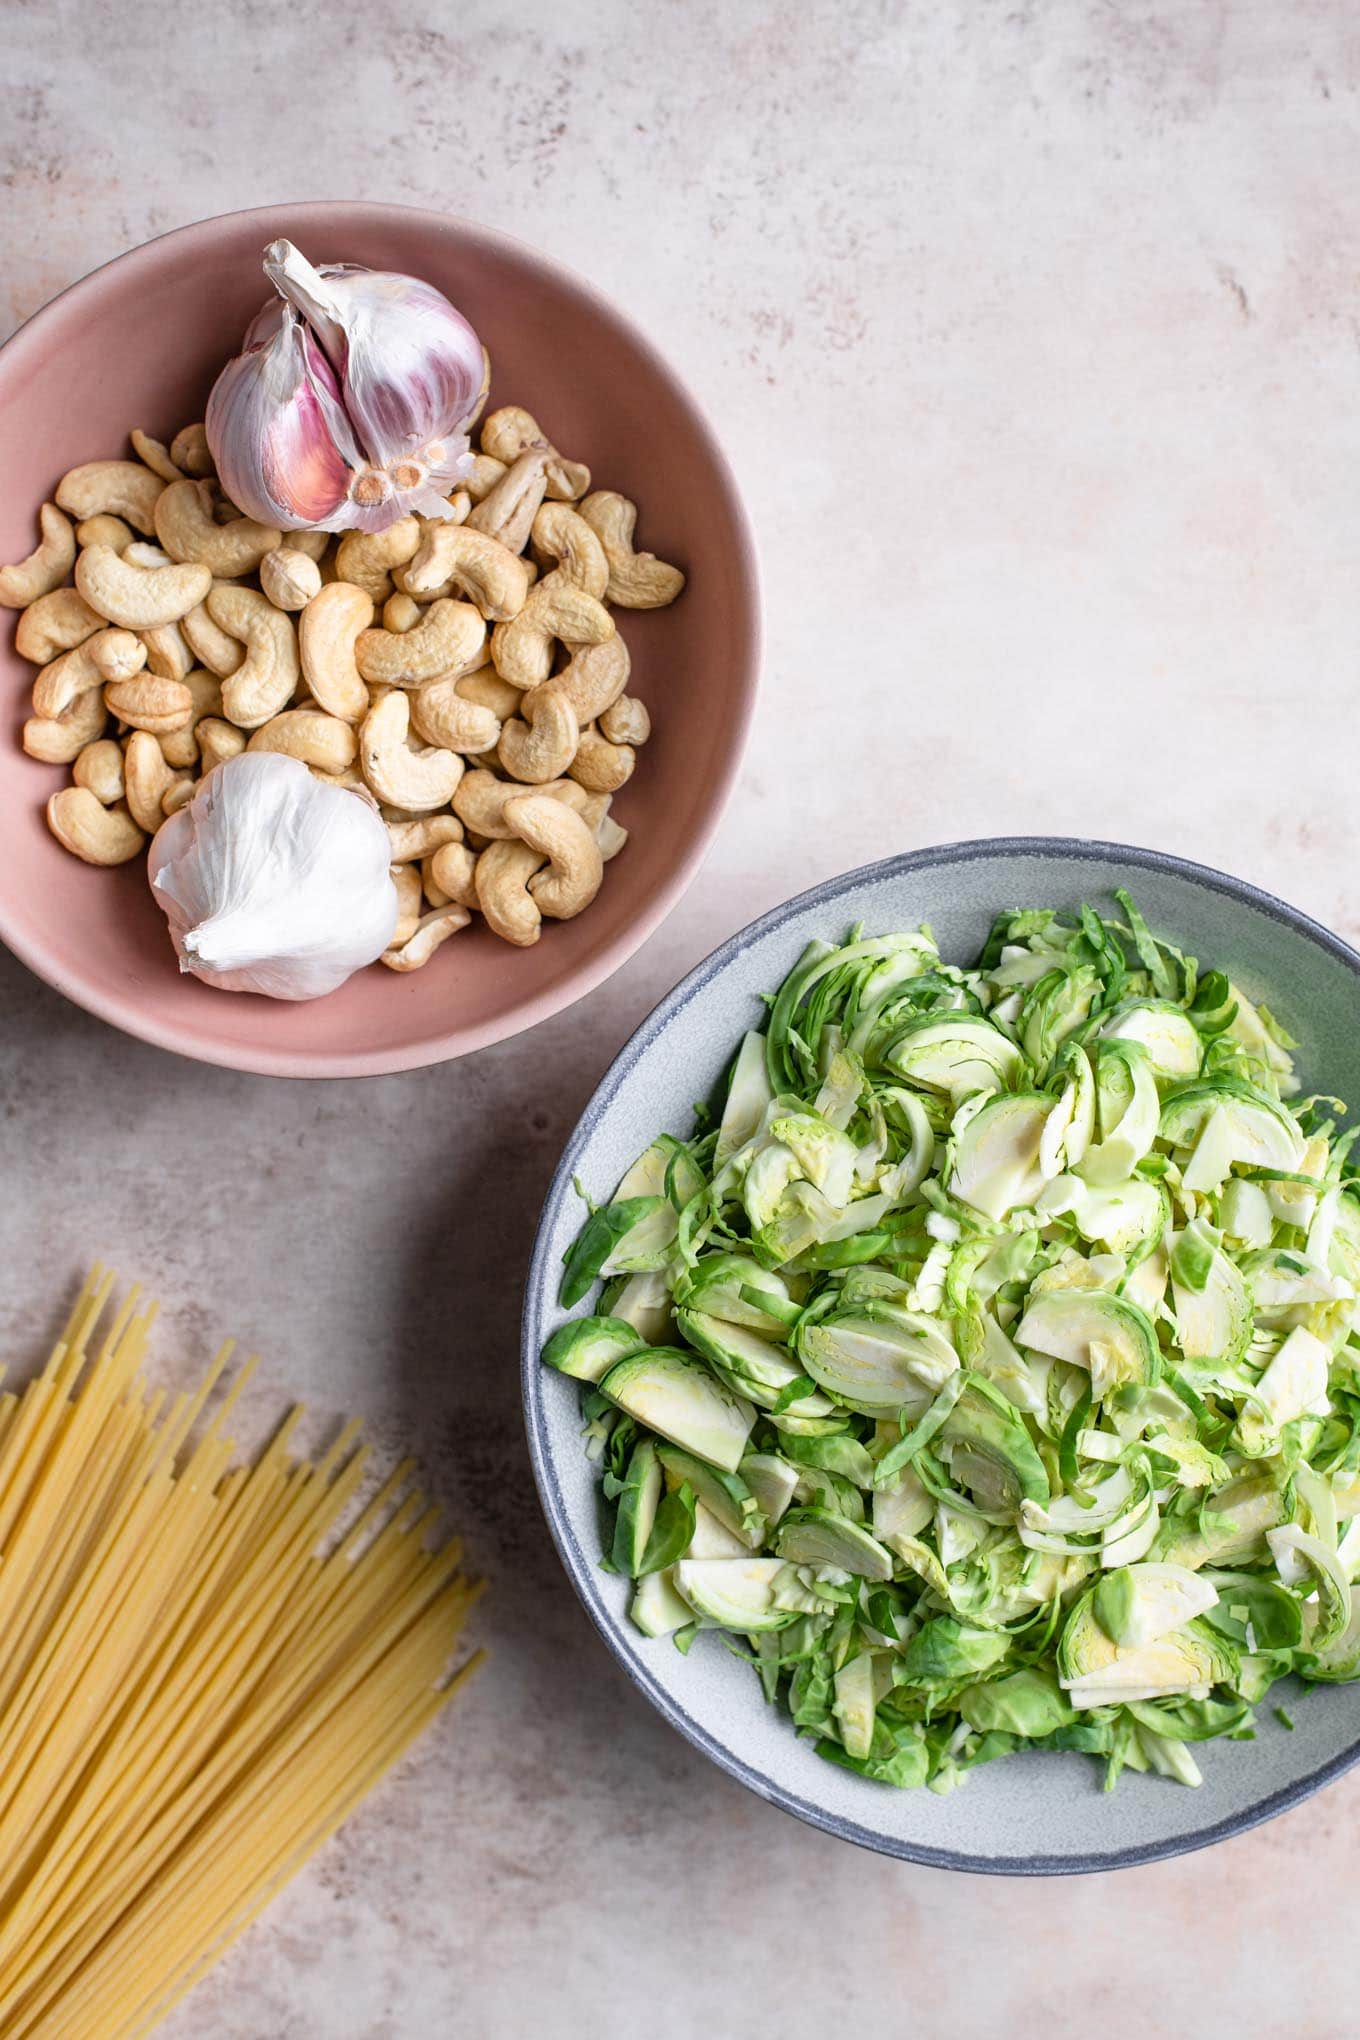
[207,241,486,534]
[206,309,359,530]
[147,752,399,1000]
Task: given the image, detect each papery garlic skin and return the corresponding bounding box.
[206,240,487,534]
[147,753,399,1000]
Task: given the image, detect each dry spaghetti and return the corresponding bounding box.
[0,1269,482,2038]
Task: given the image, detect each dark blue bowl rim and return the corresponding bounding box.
[521,836,1360,1875]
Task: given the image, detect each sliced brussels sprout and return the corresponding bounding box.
[1161,1081,1304,1190]
[542,1314,647,1383]
[630,1567,695,1639]
[879,1015,1023,1101]
[677,1253,799,1333]
[656,1443,765,1549]
[1160,1475,1284,1570]
[1077,1043,1160,1185]
[673,1557,805,1632]
[1058,1593,1238,1707]
[685,1501,753,1560]
[768,1110,860,1206]
[1170,1222,1253,1366]
[1238,1326,1331,1453]
[941,1374,1050,1510]
[832,1652,877,1760]
[601,1269,674,1344]
[1217,1177,1275,1249]
[1101,999,1202,1080]
[796,1302,959,1416]
[1039,1174,1167,1257]
[560,1196,676,1307]
[1014,1288,1160,1395]
[1093,1563,1219,1648]
[739,1451,800,1529]
[872,1465,934,1552]
[948,1093,1052,1220]
[1266,1524,1350,1649]
[958,1666,1076,1737]
[716,1029,775,1165]
[615,1133,706,1209]
[1019,965,1100,1073]
[612,1438,663,1577]
[599,1348,755,1473]
[903,1616,1011,1685]
[773,1508,894,1580]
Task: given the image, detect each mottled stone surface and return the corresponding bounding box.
[2,2,1359,2034]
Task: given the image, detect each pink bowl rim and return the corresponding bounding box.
[0,200,762,1079]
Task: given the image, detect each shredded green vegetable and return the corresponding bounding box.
[543,898,1360,1792]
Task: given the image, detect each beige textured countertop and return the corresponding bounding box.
[2,3,1358,2034]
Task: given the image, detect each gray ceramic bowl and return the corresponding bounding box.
[523,839,1360,1871]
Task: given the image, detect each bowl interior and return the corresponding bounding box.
[524,840,1360,1871]
[0,203,757,1075]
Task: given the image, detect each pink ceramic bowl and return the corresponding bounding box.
[0,203,759,1077]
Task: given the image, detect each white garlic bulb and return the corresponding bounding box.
[206,240,487,533]
[147,753,398,1000]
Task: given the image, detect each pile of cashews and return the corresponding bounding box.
[4,400,685,967]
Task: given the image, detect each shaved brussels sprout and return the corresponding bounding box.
[544,893,1360,1792]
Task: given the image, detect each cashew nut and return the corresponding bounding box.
[75,514,134,553]
[429,838,478,907]
[55,460,163,536]
[154,479,280,577]
[75,545,211,630]
[260,546,322,611]
[209,585,300,728]
[22,685,108,763]
[421,857,451,908]
[474,837,546,947]
[129,430,184,484]
[387,813,464,863]
[162,776,197,817]
[579,491,685,608]
[497,679,580,783]
[15,588,105,664]
[463,453,506,502]
[285,528,330,562]
[600,694,651,746]
[481,407,590,501]
[170,423,215,478]
[297,582,374,721]
[380,904,470,971]
[453,768,586,839]
[123,729,179,832]
[400,524,531,621]
[355,598,486,687]
[197,717,248,776]
[248,708,358,774]
[530,503,609,598]
[391,861,423,943]
[596,809,629,862]
[46,787,145,864]
[554,633,631,723]
[382,591,424,634]
[73,738,126,804]
[410,674,501,755]
[490,570,612,690]
[158,667,222,767]
[104,673,194,735]
[31,629,146,719]
[570,723,636,793]
[182,593,246,678]
[466,449,549,554]
[0,504,75,608]
[359,689,463,811]
[456,665,522,721]
[505,792,605,920]
[122,541,175,570]
[139,620,193,681]
[335,519,421,603]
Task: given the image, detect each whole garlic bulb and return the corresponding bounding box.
[147,753,398,1000]
[206,239,487,534]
